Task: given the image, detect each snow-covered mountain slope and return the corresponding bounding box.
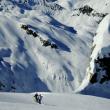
[0,92,110,110]
[77,14,110,99]
[0,0,110,97]
[75,0,110,13]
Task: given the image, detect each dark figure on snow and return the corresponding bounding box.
[38,94,43,104]
[34,93,43,104]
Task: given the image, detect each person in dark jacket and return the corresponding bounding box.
[34,93,39,103]
[34,93,43,104]
[38,94,43,104]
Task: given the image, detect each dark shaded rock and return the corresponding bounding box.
[42,40,51,47]
[26,29,33,35]
[90,73,97,84]
[51,43,58,49]
[91,56,110,84]
[0,81,5,90]
[100,75,109,84]
[79,5,93,15]
[33,32,38,38]
[21,24,28,30]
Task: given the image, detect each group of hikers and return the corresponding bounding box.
[34,93,43,104]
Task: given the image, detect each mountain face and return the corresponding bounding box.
[0,0,110,97]
[79,14,110,98]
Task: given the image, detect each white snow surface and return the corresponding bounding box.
[90,14,110,74]
[0,0,110,110]
[0,0,110,96]
[76,14,110,90]
[0,92,110,110]
[77,13,110,98]
[0,0,96,92]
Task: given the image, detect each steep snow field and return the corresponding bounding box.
[0,0,96,92]
[90,14,110,74]
[0,0,110,98]
[0,92,110,110]
[78,12,110,99]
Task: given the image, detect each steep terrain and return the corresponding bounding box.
[79,14,110,98]
[0,0,110,98]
